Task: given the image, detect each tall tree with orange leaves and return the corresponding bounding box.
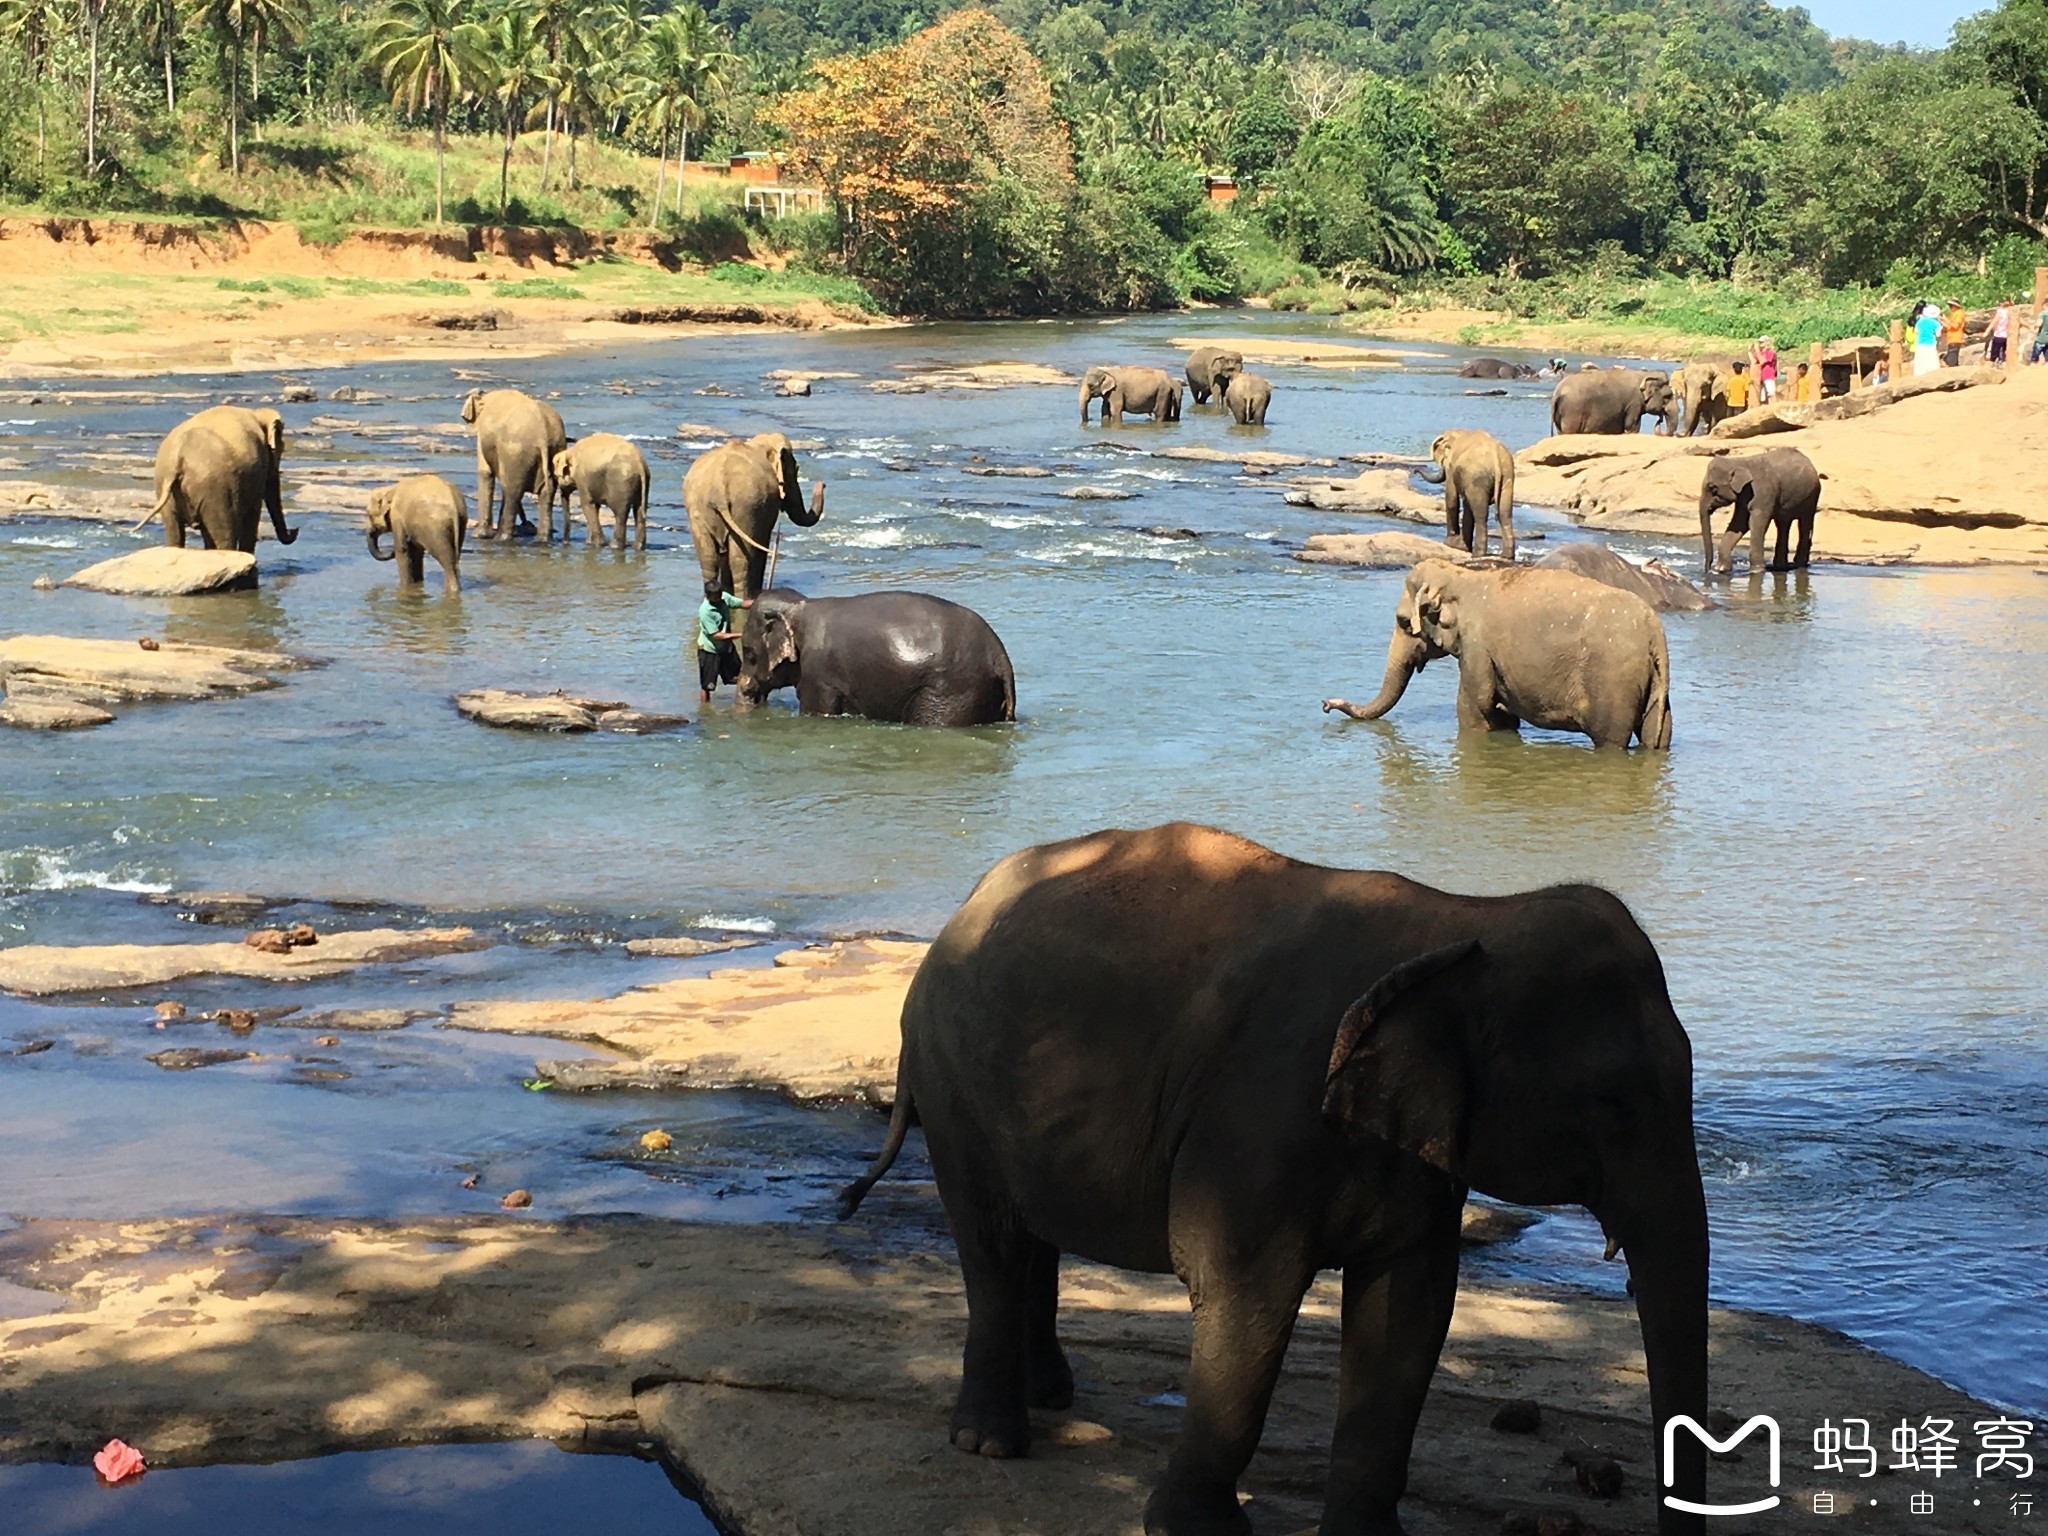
[772,9,1082,311]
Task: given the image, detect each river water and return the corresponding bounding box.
[2,312,2044,1423]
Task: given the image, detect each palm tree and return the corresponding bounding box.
[243,0,308,139]
[138,0,179,112]
[367,0,489,225]
[480,0,550,216]
[627,3,733,225]
[0,0,64,170]
[80,0,110,172]
[184,0,251,169]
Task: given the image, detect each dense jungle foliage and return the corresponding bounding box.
[7,0,2048,317]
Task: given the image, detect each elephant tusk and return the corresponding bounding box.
[1603,1236,1623,1262]
[717,507,776,556]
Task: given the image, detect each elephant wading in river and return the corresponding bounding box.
[840,821,1710,1536]
[366,474,466,592]
[1418,428,1514,559]
[1223,371,1272,426]
[1080,365,1182,425]
[682,433,825,604]
[1323,559,1673,749]
[142,406,297,553]
[462,388,567,542]
[1184,347,1244,405]
[1549,368,1674,435]
[736,588,1015,724]
[1698,447,1822,575]
[553,433,650,550]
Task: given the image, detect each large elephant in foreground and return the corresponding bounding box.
[1671,362,1731,437]
[841,821,1710,1536]
[461,387,567,542]
[143,406,296,553]
[366,474,466,592]
[1080,365,1182,424]
[1549,368,1673,435]
[681,433,825,603]
[1417,428,1515,559]
[1698,447,1822,575]
[1184,347,1244,404]
[553,433,650,550]
[736,588,1014,724]
[1323,559,1672,749]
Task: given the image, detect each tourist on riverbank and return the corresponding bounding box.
[1943,298,1967,366]
[1794,362,1817,402]
[1990,302,2012,365]
[696,583,748,703]
[1724,358,1753,414]
[1752,335,1779,402]
[1913,303,1942,376]
[2030,307,2048,363]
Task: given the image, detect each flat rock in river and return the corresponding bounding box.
[0,1214,2011,1536]
[1295,531,1487,568]
[62,547,258,596]
[0,634,309,703]
[448,938,922,1102]
[454,689,689,734]
[0,927,486,996]
[0,694,114,730]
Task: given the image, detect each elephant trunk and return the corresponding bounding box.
[366,526,395,561]
[1608,1150,1711,1536]
[268,484,298,546]
[1325,627,1428,721]
[790,479,824,528]
[1416,462,1447,485]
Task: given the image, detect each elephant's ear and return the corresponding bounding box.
[258,410,285,456]
[1323,940,1480,1177]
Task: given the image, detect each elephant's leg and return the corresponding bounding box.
[1714,519,1745,575]
[1495,496,1516,562]
[631,496,646,551]
[401,537,424,587]
[735,534,768,603]
[1793,511,1815,568]
[164,489,187,548]
[1321,1211,1462,1536]
[1770,514,1794,571]
[938,1189,1036,1459]
[1023,1239,1073,1410]
[1146,1245,1309,1536]
[437,542,460,593]
[1442,486,1459,545]
[586,495,605,548]
[1750,496,1773,574]
[476,453,499,540]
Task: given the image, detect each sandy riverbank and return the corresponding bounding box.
[0,216,884,378]
[0,1212,2018,1535]
[1341,305,1767,361]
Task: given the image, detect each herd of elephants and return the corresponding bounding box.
[125,338,1830,1535]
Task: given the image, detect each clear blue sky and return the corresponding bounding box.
[1801,0,1984,49]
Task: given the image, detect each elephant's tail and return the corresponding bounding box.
[718,504,776,557]
[1641,628,1673,750]
[838,1063,915,1219]
[131,486,173,534]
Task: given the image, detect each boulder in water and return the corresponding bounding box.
[454,688,690,734]
[62,547,259,596]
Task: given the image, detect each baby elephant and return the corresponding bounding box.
[1418,428,1515,559]
[1697,447,1821,575]
[1223,370,1272,425]
[553,433,650,550]
[737,589,1015,725]
[366,475,466,592]
[1079,365,1182,425]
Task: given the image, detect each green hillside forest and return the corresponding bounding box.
[8,0,2048,322]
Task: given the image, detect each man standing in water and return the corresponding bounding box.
[696,583,750,703]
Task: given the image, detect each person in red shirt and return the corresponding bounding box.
[1751,335,1779,403]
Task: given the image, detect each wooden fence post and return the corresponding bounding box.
[1887,320,1905,385]
[1808,340,1823,399]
